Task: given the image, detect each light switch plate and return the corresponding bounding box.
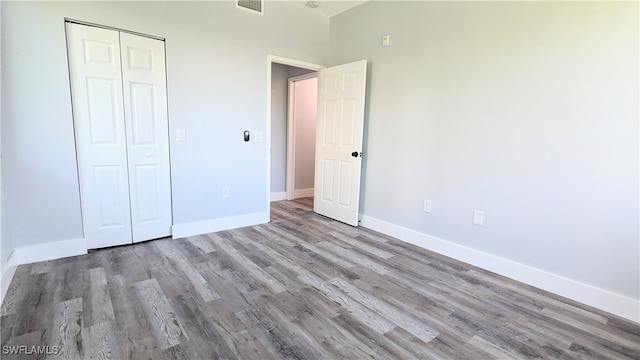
[254,131,264,142]
[176,129,186,142]
[382,34,390,47]
[423,199,432,213]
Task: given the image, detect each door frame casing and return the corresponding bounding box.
[266,55,323,212]
[286,72,318,201]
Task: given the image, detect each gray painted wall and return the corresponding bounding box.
[270,63,289,194]
[2,1,328,249]
[330,1,639,299]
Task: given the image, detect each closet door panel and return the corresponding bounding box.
[120,32,172,242]
[66,23,133,248]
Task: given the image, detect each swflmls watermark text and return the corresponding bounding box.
[2,345,60,355]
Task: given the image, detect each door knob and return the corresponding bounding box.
[351,151,360,157]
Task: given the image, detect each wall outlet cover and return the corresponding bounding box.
[473,210,484,226]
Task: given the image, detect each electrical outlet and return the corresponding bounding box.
[423,199,432,213]
[473,210,484,226]
[222,186,230,198]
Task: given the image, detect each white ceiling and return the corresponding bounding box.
[282,0,368,18]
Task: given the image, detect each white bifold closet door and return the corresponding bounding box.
[66,23,172,249]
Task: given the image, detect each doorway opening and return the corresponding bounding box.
[268,57,368,226]
[267,56,323,221]
[286,73,318,201]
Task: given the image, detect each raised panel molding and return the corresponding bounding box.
[134,164,160,223]
[87,78,119,144]
[130,83,157,145]
[127,47,154,70]
[83,40,113,63]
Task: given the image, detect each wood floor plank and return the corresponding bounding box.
[80,321,124,360]
[241,229,309,277]
[172,257,221,302]
[331,314,417,359]
[48,298,83,360]
[382,326,442,359]
[200,250,262,295]
[467,334,521,359]
[213,236,286,294]
[168,291,238,359]
[2,329,48,360]
[186,235,217,254]
[192,261,253,313]
[82,283,115,328]
[329,277,440,342]
[133,279,189,350]
[255,227,360,281]
[222,329,273,360]
[425,331,498,360]
[2,197,639,359]
[260,290,355,354]
[347,266,455,328]
[297,241,357,270]
[234,303,325,360]
[205,299,251,335]
[102,247,152,287]
[0,266,29,316]
[86,268,107,287]
[316,241,391,275]
[296,272,396,335]
[11,272,56,338]
[224,231,275,268]
[326,230,395,259]
[31,261,56,276]
[106,274,163,359]
[0,314,17,348]
[244,291,332,358]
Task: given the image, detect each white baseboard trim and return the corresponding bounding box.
[294,188,314,199]
[14,237,88,265]
[172,211,269,239]
[271,192,287,202]
[360,214,640,324]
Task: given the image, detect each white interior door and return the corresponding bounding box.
[120,33,172,242]
[67,24,133,248]
[67,23,172,248]
[313,60,367,226]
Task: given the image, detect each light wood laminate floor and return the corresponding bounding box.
[1,197,639,359]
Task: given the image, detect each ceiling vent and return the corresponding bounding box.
[237,0,263,15]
